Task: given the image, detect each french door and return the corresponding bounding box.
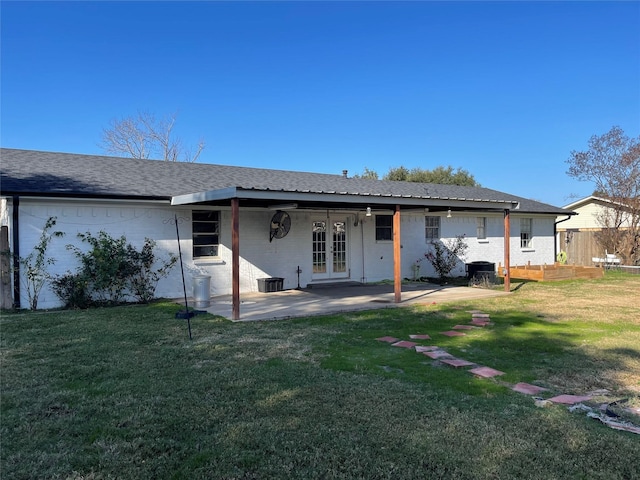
[311,218,349,280]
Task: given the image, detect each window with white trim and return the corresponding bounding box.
[425,216,440,240]
[192,210,220,258]
[477,217,487,240]
[375,215,393,241]
[520,218,532,248]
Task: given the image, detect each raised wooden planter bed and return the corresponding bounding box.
[497,262,604,282]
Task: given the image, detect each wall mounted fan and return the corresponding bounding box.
[270,211,291,242]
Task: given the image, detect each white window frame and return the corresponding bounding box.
[520,218,532,249]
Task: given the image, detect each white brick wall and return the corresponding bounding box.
[5,198,558,309]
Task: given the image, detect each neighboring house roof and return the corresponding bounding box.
[562,195,632,211]
[1,148,570,214]
[559,195,633,229]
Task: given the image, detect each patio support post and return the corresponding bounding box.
[504,208,511,292]
[394,204,401,303]
[231,198,240,320]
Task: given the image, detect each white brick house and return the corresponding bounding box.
[1,148,572,314]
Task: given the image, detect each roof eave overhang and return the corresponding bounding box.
[171,187,519,210]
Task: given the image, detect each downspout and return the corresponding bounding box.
[554,215,573,261]
[12,195,20,309]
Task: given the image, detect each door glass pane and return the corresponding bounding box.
[312,221,326,273]
[333,221,346,273]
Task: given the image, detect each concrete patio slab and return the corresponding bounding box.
[187,282,508,322]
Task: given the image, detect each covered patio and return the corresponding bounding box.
[184,282,509,322]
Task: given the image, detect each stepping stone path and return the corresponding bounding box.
[391,340,417,349]
[375,311,601,409]
[440,330,466,337]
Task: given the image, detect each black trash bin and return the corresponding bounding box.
[257,277,284,293]
[466,261,496,281]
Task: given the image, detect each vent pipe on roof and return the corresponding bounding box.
[342,170,348,178]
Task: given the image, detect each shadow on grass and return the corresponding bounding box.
[318,302,637,398]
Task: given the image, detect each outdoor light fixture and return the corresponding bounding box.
[366,207,372,217]
[447,208,452,218]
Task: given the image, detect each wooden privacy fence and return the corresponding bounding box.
[558,229,603,266]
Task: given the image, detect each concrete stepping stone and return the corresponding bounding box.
[441,358,475,368]
[471,313,490,318]
[469,366,505,378]
[512,382,549,395]
[415,345,440,352]
[376,336,399,343]
[441,330,466,337]
[391,340,417,348]
[423,350,452,359]
[548,394,592,405]
[470,319,490,326]
[452,325,475,330]
[409,334,431,340]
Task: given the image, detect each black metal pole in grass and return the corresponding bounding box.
[175,214,193,340]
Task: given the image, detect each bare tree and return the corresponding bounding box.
[567,126,640,264]
[101,111,205,162]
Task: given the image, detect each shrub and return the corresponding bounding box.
[51,272,91,309]
[14,217,65,310]
[419,235,469,284]
[55,231,177,308]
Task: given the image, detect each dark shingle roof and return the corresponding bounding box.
[0,148,570,214]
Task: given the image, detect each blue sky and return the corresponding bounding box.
[2,1,638,207]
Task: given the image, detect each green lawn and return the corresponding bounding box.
[2,272,639,479]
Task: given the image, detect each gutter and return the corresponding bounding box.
[554,214,575,260]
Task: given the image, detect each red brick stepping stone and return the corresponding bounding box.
[441,358,475,368]
[423,350,452,359]
[469,366,505,378]
[512,383,549,395]
[415,345,440,353]
[452,325,474,330]
[391,340,417,348]
[470,319,490,326]
[471,313,490,318]
[548,394,592,405]
[441,330,466,337]
[409,334,431,340]
[376,336,399,343]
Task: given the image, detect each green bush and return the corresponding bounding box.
[53,231,177,308]
[50,272,91,309]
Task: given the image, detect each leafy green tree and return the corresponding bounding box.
[351,167,379,180]
[384,165,479,186]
